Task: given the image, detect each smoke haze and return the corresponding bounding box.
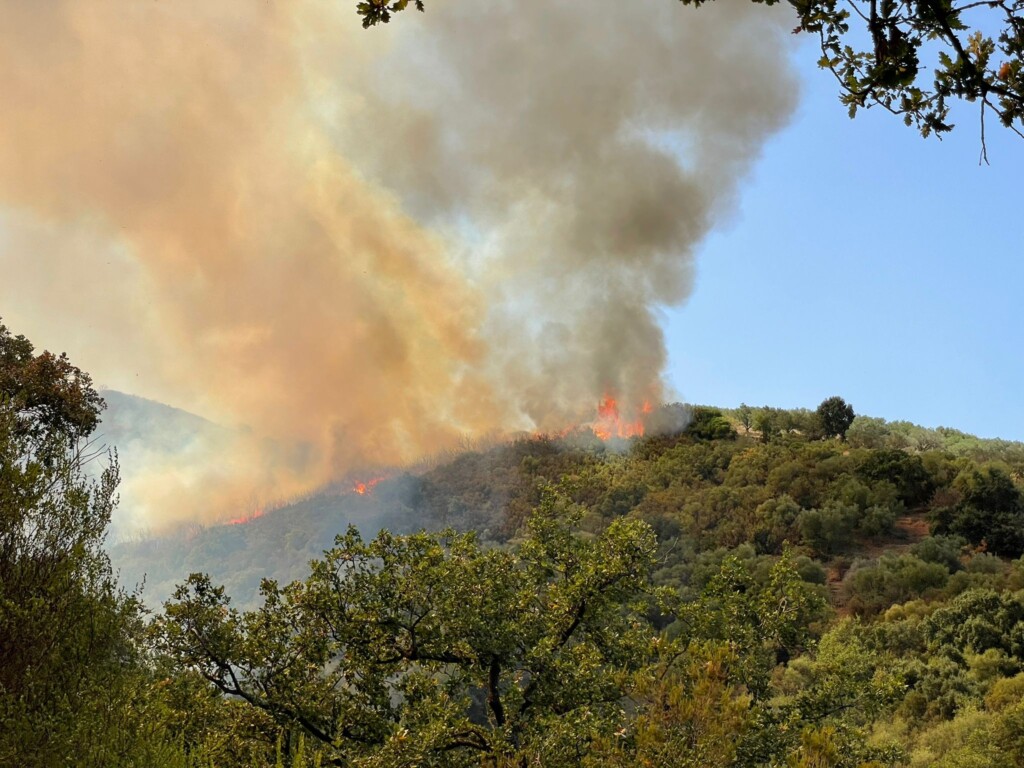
[0,0,797,532]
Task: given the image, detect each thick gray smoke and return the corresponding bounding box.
[334,0,798,428]
[0,0,796,531]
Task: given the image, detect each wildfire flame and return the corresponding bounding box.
[352,477,385,496]
[226,508,264,526]
[220,401,652,528]
[592,396,650,441]
[221,474,389,527]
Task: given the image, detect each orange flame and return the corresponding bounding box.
[226,507,264,526]
[352,476,385,495]
[592,396,649,440]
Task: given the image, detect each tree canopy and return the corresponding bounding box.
[156,490,662,765]
[0,320,143,764]
[356,0,1024,145]
[817,396,856,440]
[0,319,105,444]
[6,316,1024,765]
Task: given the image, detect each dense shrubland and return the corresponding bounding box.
[5,320,1024,766]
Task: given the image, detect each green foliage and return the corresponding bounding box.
[685,406,737,441]
[0,318,105,443]
[910,535,967,573]
[847,417,1024,470]
[356,0,424,29]
[671,551,829,697]
[0,321,184,765]
[817,396,856,441]
[155,489,660,765]
[10,318,1024,764]
[856,449,934,508]
[925,589,1024,662]
[844,555,950,616]
[761,620,906,766]
[682,0,1024,142]
[586,643,754,768]
[752,494,802,554]
[906,706,1010,767]
[799,502,859,556]
[932,466,1024,557]
[985,671,1024,711]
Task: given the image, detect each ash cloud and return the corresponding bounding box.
[0,0,796,532]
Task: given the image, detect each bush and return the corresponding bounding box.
[984,672,1024,711]
[798,502,858,556]
[686,407,737,441]
[932,468,1024,557]
[911,536,967,573]
[857,449,935,507]
[844,555,949,615]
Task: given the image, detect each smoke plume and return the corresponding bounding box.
[0,0,796,532]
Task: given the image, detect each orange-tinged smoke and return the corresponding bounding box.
[0,0,797,533]
[0,1,506,530]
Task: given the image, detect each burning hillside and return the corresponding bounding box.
[0,0,796,532]
[592,397,652,441]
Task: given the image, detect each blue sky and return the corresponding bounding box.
[664,41,1024,440]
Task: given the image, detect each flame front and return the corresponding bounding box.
[353,477,385,496]
[592,396,650,441]
[226,507,264,526]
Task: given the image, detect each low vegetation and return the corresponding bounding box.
[5,319,1024,766]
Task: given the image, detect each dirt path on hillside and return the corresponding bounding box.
[826,511,931,613]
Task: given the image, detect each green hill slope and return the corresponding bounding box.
[109,405,1024,614]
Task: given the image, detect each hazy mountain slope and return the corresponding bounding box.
[95,390,244,537]
[111,475,423,606]
[108,434,596,607]
[107,404,1024,612]
[97,390,229,453]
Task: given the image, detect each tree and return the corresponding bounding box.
[686,406,737,441]
[738,402,754,434]
[0,321,156,764]
[1,319,104,444]
[817,396,855,440]
[754,406,785,443]
[356,0,1024,146]
[155,489,661,766]
[681,1,1024,147]
[856,448,935,507]
[931,466,1024,556]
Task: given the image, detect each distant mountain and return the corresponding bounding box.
[95,390,242,539]
[108,434,581,607]
[110,474,424,607]
[97,390,231,455]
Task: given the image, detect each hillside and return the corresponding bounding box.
[16,371,1024,765]
[98,390,231,453]
[110,404,1024,615]
[95,390,243,538]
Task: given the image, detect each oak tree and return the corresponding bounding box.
[817,395,856,439]
[0,320,148,764]
[155,489,660,766]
